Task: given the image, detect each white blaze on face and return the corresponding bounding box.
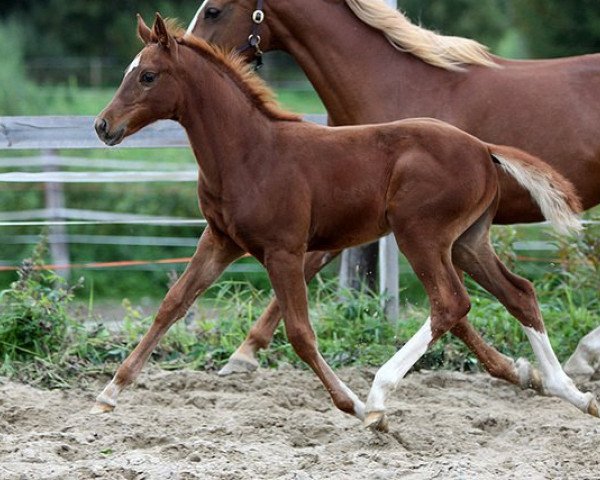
[125,53,142,78]
[186,0,211,35]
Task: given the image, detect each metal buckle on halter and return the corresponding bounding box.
[248,34,262,51]
[252,10,265,24]
[248,34,263,69]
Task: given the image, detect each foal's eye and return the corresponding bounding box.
[204,7,221,20]
[140,72,157,85]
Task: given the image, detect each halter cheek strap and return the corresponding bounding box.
[238,0,265,69]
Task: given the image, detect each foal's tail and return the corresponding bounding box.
[487,144,582,235]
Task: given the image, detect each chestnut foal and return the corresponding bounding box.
[190,0,600,391]
[93,15,598,430]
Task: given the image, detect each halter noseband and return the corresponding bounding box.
[238,0,265,69]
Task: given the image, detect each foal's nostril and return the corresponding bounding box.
[94,117,108,137]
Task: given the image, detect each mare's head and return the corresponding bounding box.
[96,14,183,146]
[188,0,278,58]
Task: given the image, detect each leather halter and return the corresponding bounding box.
[238,0,265,69]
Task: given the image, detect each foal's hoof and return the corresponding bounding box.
[90,401,115,415]
[587,397,599,418]
[516,358,544,394]
[364,411,389,433]
[218,355,259,376]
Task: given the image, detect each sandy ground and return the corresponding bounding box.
[0,367,599,480]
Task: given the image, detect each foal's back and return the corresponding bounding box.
[272,118,497,252]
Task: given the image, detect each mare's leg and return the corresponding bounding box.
[452,220,599,417]
[219,250,341,376]
[564,326,600,383]
[365,234,471,431]
[264,249,365,420]
[91,227,243,414]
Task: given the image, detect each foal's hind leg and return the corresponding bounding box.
[91,227,243,414]
[450,273,543,393]
[365,235,471,430]
[218,250,341,376]
[452,222,599,417]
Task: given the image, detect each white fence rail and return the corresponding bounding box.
[0,115,325,150]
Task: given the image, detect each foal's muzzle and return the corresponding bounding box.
[95,117,126,146]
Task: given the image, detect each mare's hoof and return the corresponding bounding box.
[587,397,599,418]
[516,358,544,394]
[218,356,258,376]
[90,401,115,415]
[364,411,389,433]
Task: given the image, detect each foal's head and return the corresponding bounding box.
[96,15,184,146]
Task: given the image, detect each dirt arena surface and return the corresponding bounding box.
[0,367,599,479]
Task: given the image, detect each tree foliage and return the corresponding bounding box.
[400,0,510,50]
[0,0,197,64]
[2,0,600,65]
[400,0,600,59]
[511,0,600,58]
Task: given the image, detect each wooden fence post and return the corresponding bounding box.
[339,242,378,293]
[42,149,70,278]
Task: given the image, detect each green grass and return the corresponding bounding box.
[1,217,598,388]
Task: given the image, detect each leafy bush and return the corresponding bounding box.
[0,238,83,365]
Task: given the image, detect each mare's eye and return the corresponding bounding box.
[204,7,221,20]
[140,72,157,85]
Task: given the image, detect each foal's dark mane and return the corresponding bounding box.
[150,22,301,122]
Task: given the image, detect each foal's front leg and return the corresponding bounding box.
[91,227,243,414]
[219,250,341,376]
[265,249,365,420]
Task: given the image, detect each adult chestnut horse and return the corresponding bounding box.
[93,15,597,430]
[189,0,600,389]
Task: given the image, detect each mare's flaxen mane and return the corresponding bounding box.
[153,21,300,122]
[344,0,498,71]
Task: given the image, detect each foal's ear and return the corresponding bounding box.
[153,13,172,50]
[137,14,152,45]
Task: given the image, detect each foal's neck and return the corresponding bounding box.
[177,47,277,189]
[270,0,448,125]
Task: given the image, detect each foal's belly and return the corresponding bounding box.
[307,197,389,251]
